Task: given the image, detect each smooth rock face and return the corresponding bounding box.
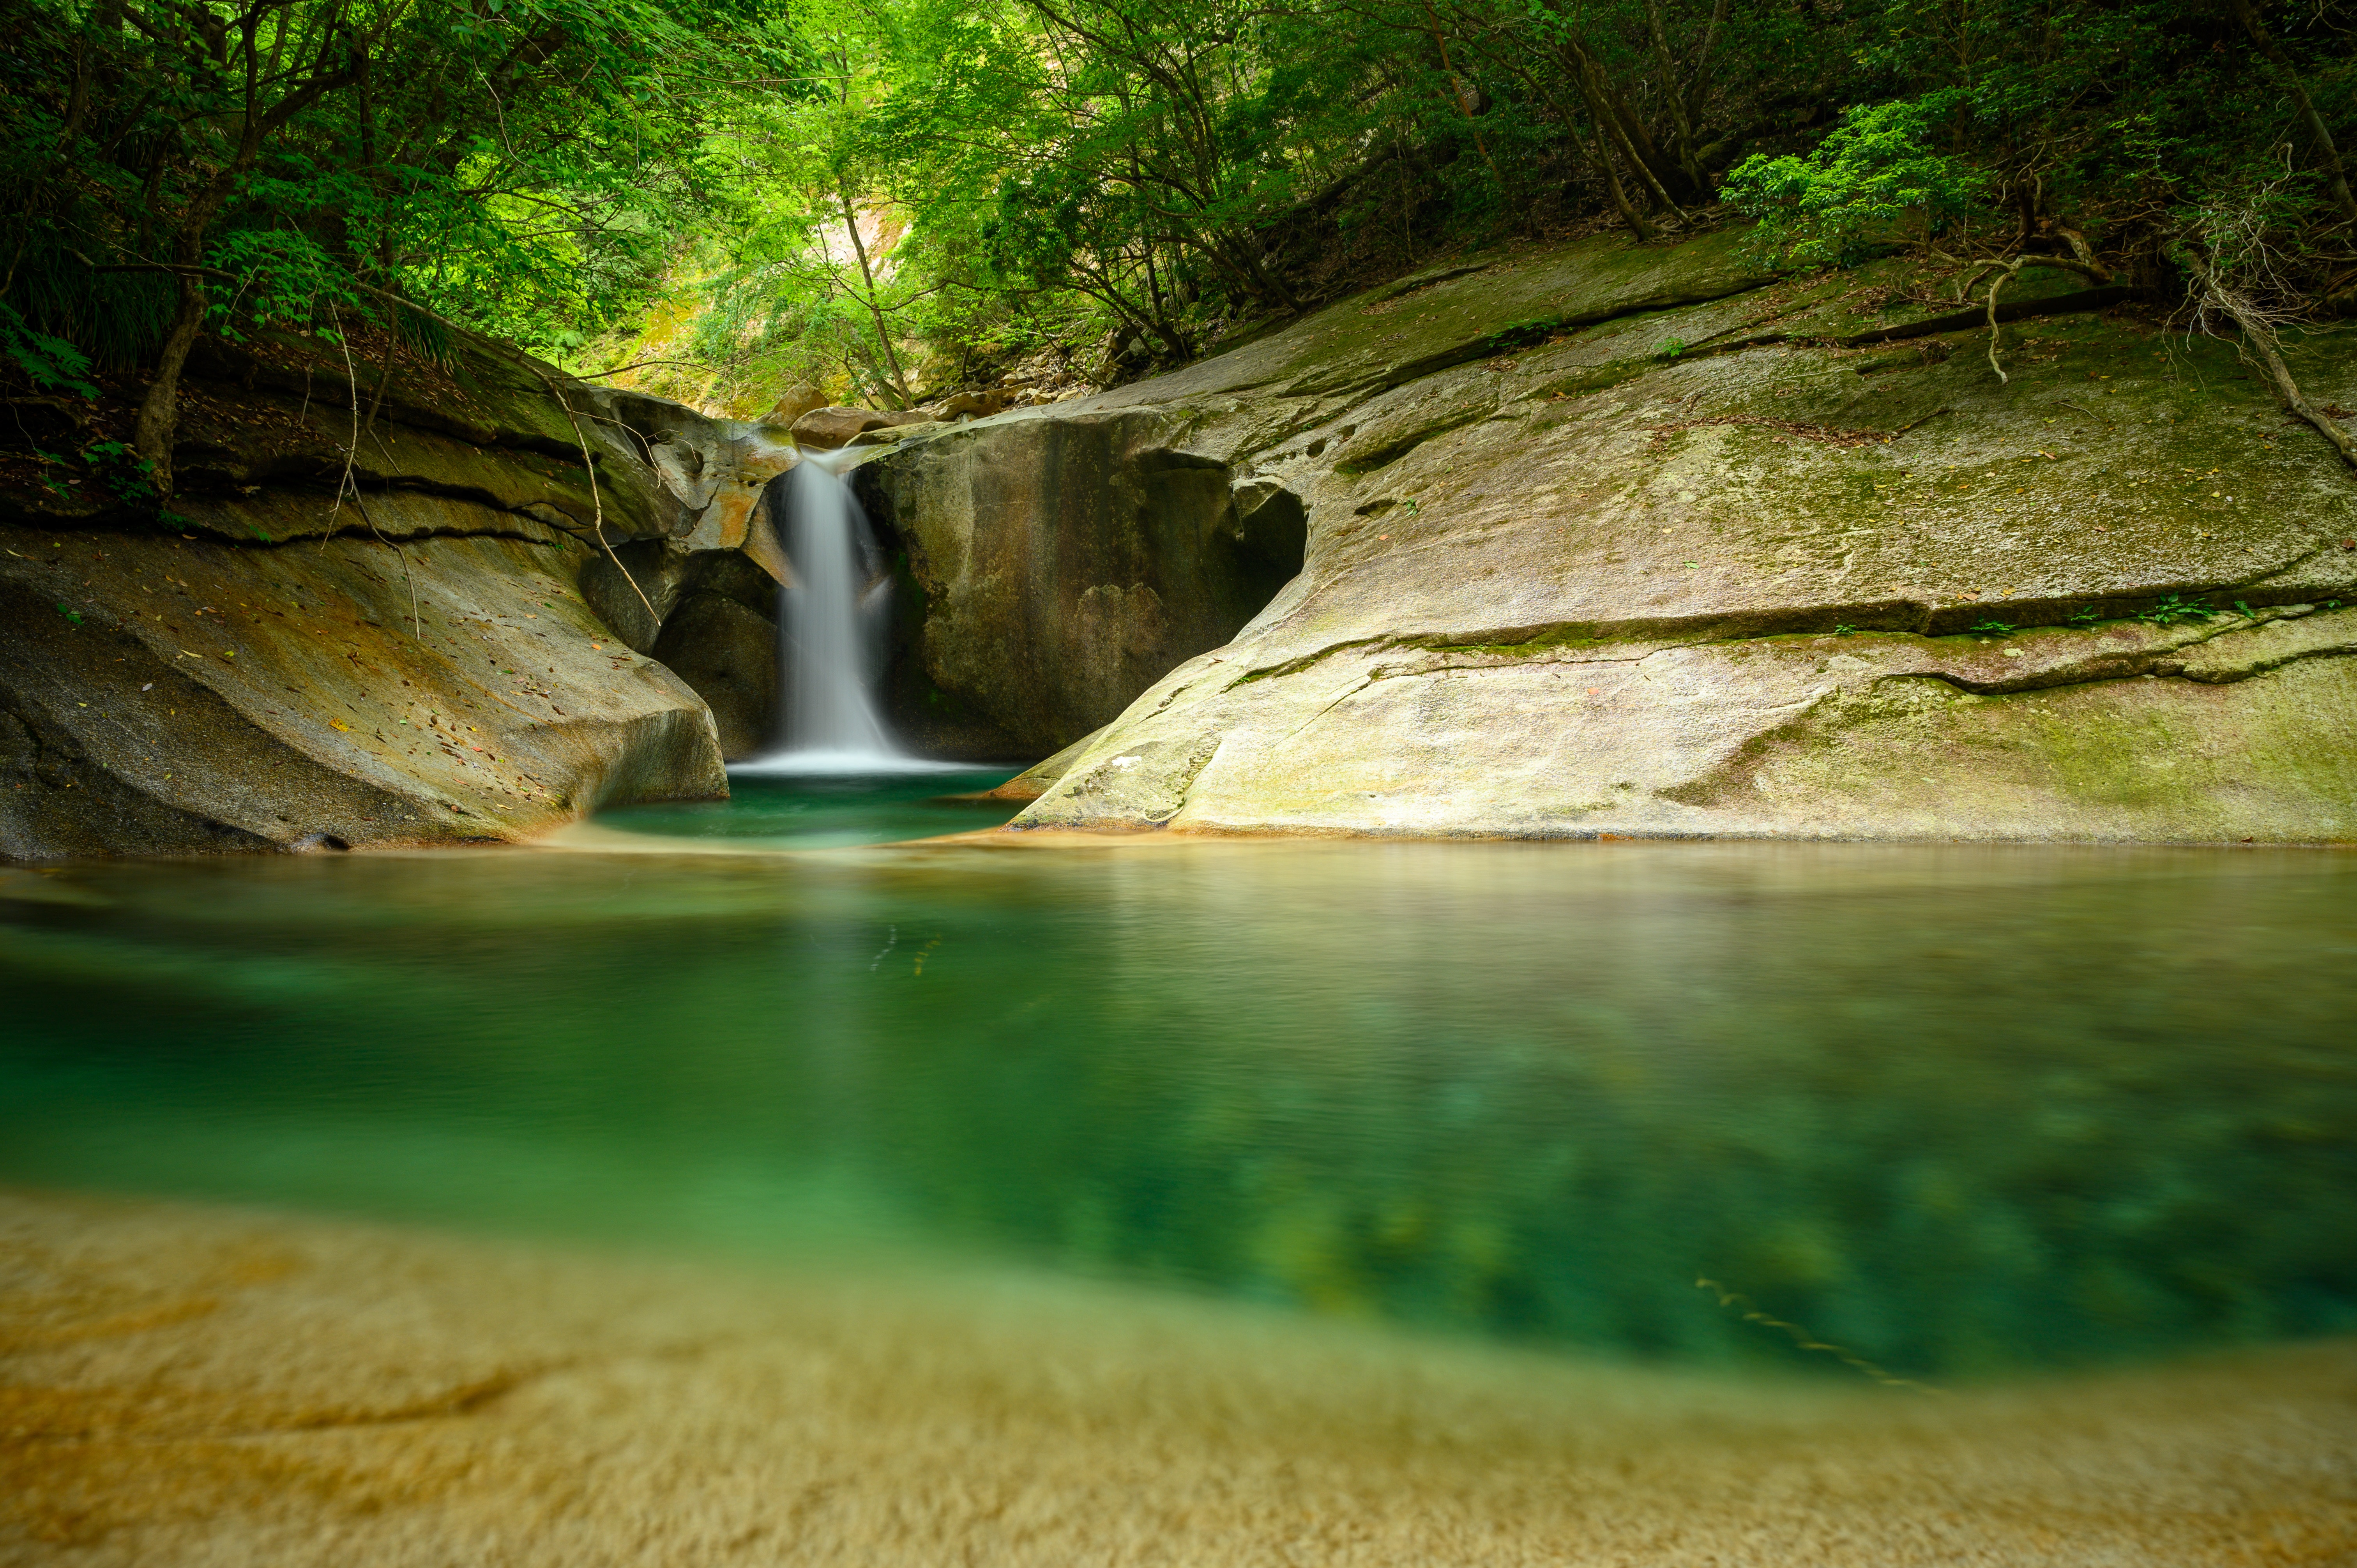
[0,337,795,858]
[650,575,781,760]
[856,410,1307,757]
[0,515,726,859]
[880,229,2357,841]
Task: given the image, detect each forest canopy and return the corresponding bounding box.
[4,0,2353,466]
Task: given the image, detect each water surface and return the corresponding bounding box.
[2,791,2352,1385]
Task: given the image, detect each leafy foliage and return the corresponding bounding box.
[2,0,2351,423]
[2,0,795,364]
[1724,97,1986,268]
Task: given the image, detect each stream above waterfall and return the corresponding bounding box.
[3,792,2352,1387]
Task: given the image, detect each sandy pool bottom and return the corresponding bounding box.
[2,1189,2351,1567]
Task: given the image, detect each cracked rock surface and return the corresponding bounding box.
[864,229,2357,841]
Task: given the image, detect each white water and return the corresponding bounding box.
[734,448,965,777]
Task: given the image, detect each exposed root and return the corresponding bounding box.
[321,306,363,550]
[1952,255,2115,384]
[317,307,424,641]
[2182,250,2357,472]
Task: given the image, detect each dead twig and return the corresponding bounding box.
[321,305,423,641]
[537,368,659,627]
[1889,405,1953,437]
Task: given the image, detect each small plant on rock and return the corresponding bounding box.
[80,441,160,509]
[2138,594,2216,626]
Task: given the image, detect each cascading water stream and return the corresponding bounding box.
[735,446,961,776]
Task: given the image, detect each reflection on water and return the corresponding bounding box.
[599,768,1016,847]
[2,809,2353,1384]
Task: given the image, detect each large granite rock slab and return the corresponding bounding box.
[0,336,798,857]
[1,510,726,858]
[868,230,2357,841]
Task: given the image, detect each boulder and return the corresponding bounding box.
[860,229,2357,842]
[0,518,726,858]
[652,592,778,761]
[928,390,1016,420]
[789,406,936,450]
[762,383,829,428]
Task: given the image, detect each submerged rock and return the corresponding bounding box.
[9,1188,2352,1566]
[863,229,2357,842]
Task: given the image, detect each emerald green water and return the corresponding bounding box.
[2,786,2353,1383]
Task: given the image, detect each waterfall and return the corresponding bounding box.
[735,448,930,775]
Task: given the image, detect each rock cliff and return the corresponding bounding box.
[859,228,2357,842]
[0,333,796,858]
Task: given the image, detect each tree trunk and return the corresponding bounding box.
[123,20,360,497]
[1683,0,1730,127]
[2232,0,2357,226]
[1582,111,1656,240]
[1643,0,1707,192]
[1420,4,1515,222]
[1565,45,1680,228]
[131,265,207,497]
[839,186,913,407]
